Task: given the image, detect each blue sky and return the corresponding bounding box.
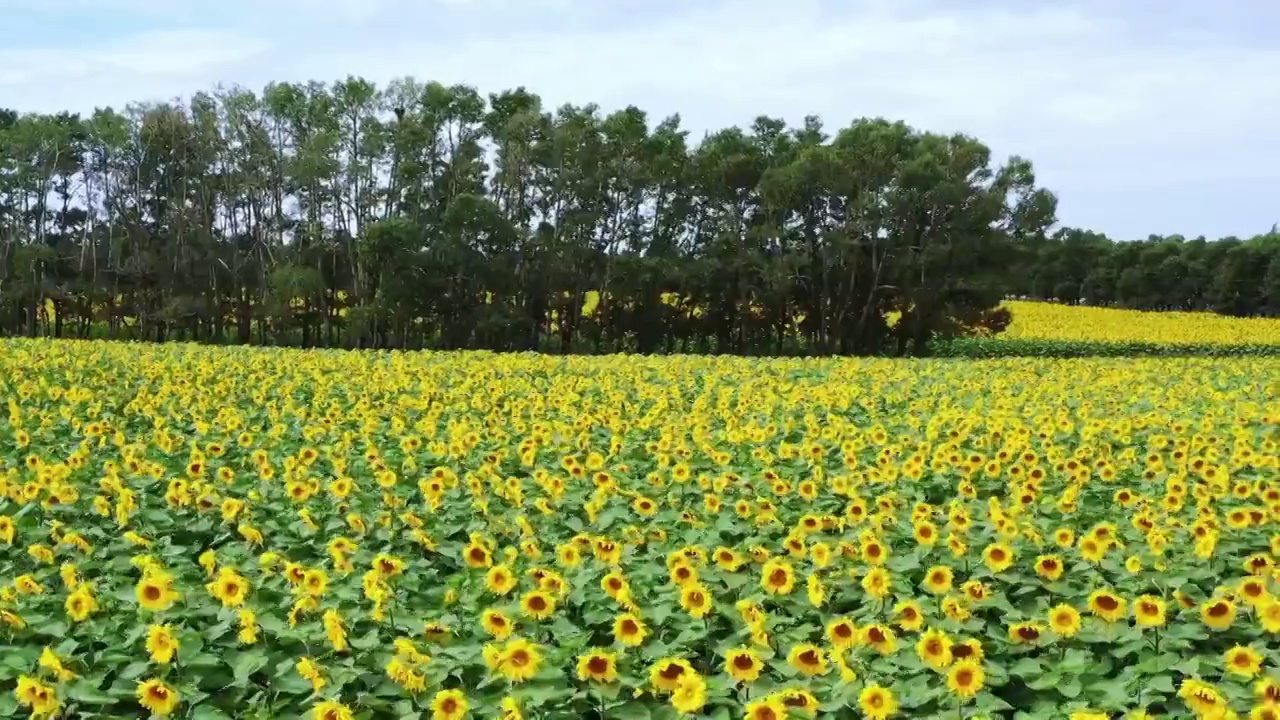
[2,0,1278,240]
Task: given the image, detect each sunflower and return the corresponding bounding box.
[423,621,451,642]
[1224,645,1264,678]
[982,543,1014,573]
[650,657,694,693]
[481,609,514,640]
[1133,595,1167,628]
[861,567,892,599]
[1078,537,1106,563]
[670,562,699,587]
[556,544,582,567]
[463,542,493,569]
[671,673,707,715]
[744,698,788,720]
[485,565,518,595]
[1252,705,1280,720]
[913,520,938,546]
[15,675,41,707]
[302,569,328,597]
[1179,679,1227,718]
[942,596,971,622]
[1008,622,1044,644]
[805,573,826,608]
[858,683,898,720]
[916,628,953,669]
[787,643,827,676]
[16,676,58,716]
[1259,599,1280,633]
[826,617,859,650]
[861,537,888,565]
[519,590,556,621]
[862,624,898,655]
[725,647,764,683]
[1034,555,1064,581]
[296,657,326,691]
[601,572,629,599]
[808,541,832,569]
[497,696,522,720]
[923,565,953,595]
[961,580,990,603]
[137,678,180,716]
[1087,590,1127,623]
[761,559,796,595]
[284,563,307,586]
[714,547,744,571]
[951,638,984,662]
[1239,577,1270,606]
[1201,598,1237,630]
[947,659,985,700]
[576,650,618,683]
[312,700,355,720]
[37,648,74,682]
[207,568,250,608]
[679,584,712,619]
[613,613,649,646]
[894,600,925,632]
[1048,604,1082,637]
[145,624,179,664]
[1257,677,1280,705]
[773,688,819,716]
[65,585,98,622]
[495,638,543,683]
[430,689,469,720]
[135,573,178,612]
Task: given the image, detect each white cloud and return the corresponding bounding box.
[1,29,269,110]
[1,0,1277,237]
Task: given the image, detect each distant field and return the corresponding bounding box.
[998,301,1280,346]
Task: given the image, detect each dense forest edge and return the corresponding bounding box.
[2,77,1278,356]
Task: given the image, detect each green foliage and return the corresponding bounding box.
[0,81,1058,356]
[1010,229,1280,317]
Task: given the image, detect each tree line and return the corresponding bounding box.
[0,77,1273,356]
[1010,229,1280,317]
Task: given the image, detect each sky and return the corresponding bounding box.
[2,0,1278,240]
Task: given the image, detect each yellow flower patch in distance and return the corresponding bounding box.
[0,337,1277,717]
[1001,299,1280,346]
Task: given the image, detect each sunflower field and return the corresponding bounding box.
[1,338,1278,720]
[996,301,1280,347]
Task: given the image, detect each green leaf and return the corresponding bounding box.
[231,648,270,685]
[191,705,235,720]
[608,702,652,720]
[65,679,115,705]
[119,661,151,681]
[1148,675,1175,695]
[1008,657,1043,678]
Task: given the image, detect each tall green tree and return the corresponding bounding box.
[4,74,1264,354]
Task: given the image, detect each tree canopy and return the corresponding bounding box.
[0,77,1273,354]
